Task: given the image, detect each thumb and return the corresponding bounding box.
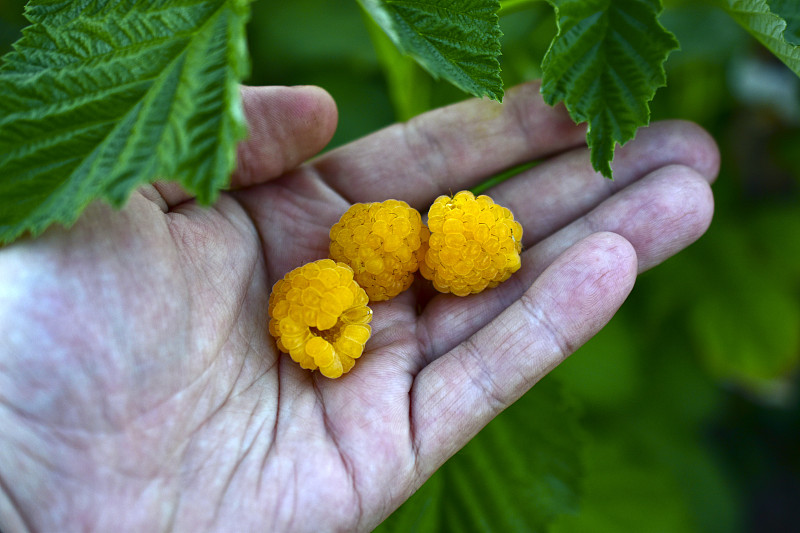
[149,85,338,207]
[233,85,338,188]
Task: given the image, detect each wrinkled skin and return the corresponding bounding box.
[0,82,718,532]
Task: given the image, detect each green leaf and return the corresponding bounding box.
[554,314,742,533]
[0,0,251,244]
[688,219,800,395]
[549,437,696,533]
[724,0,800,77]
[692,286,800,393]
[375,469,443,533]
[541,0,678,178]
[362,7,434,121]
[768,0,800,44]
[554,314,642,411]
[377,376,584,532]
[357,0,504,101]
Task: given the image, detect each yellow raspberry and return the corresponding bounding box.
[329,200,429,301]
[268,259,372,379]
[419,190,523,296]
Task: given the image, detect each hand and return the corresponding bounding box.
[0,82,718,532]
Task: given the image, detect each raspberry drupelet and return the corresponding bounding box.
[329,200,429,301]
[268,259,372,378]
[419,190,523,296]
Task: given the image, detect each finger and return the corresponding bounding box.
[233,85,338,187]
[537,164,714,271]
[490,119,720,246]
[411,232,638,473]
[416,164,714,363]
[312,80,587,208]
[152,85,338,207]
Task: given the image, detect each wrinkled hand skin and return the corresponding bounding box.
[0,81,718,533]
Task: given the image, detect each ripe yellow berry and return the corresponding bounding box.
[268,259,373,378]
[329,200,430,301]
[419,190,523,296]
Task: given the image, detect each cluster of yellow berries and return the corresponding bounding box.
[267,259,372,379]
[268,192,523,378]
[420,191,523,296]
[329,200,429,301]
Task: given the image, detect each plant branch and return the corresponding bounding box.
[499,0,546,17]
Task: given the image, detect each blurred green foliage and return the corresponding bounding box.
[380,377,584,533]
[2,0,798,531]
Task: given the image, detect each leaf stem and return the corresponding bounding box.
[470,160,539,195]
[499,0,546,17]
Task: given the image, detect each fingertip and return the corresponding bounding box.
[240,84,337,125]
[587,231,639,273]
[630,120,721,183]
[599,231,638,294]
[666,164,716,235]
[553,231,638,314]
[666,120,721,182]
[233,85,339,188]
[520,231,639,363]
[604,164,715,271]
[287,85,339,146]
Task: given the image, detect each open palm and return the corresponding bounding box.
[0,82,718,532]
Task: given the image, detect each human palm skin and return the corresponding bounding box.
[0,82,718,532]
